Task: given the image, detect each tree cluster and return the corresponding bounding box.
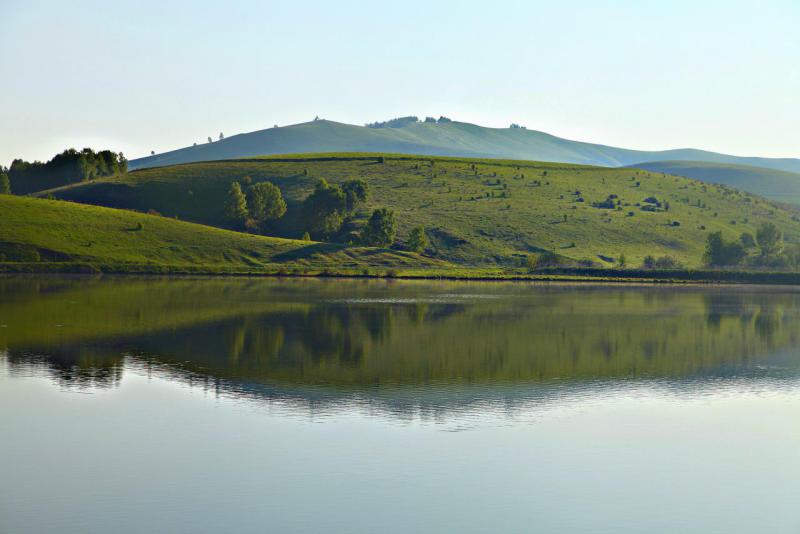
[224,178,287,233]
[8,148,127,195]
[704,222,784,268]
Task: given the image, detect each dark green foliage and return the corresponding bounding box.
[302,179,347,239]
[9,148,127,195]
[342,179,369,212]
[408,225,428,253]
[756,222,783,259]
[739,232,756,248]
[301,231,311,241]
[0,173,10,194]
[224,182,248,224]
[704,232,746,266]
[361,208,396,247]
[247,181,286,224]
[642,255,682,269]
[529,251,562,270]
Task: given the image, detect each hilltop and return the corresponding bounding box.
[39,153,800,268]
[0,195,442,273]
[627,160,800,205]
[130,118,800,178]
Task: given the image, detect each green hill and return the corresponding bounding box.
[37,153,800,268]
[627,161,800,205]
[129,119,800,177]
[0,195,442,273]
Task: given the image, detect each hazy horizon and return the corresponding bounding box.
[1,0,798,165]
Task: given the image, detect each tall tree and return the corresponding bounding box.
[248,182,286,224]
[224,181,248,224]
[408,225,427,253]
[342,179,369,213]
[704,231,746,266]
[756,222,783,259]
[0,172,10,194]
[361,208,396,247]
[302,179,347,238]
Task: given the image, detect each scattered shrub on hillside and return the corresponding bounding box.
[360,208,396,247]
[301,231,311,241]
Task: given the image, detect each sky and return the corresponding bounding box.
[1,0,798,165]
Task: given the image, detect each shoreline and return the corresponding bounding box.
[3,262,800,286]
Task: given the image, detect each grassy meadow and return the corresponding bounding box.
[0,195,443,273]
[40,153,800,268]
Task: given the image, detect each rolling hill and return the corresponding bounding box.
[0,195,442,273]
[627,161,800,205]
[38,153,800,268]
[130,119,800,177]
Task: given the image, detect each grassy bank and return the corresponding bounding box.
[0,195,444,271]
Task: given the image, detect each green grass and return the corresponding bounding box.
[39,153,800,268]
[629,160,800,205]
[0,195,444,273]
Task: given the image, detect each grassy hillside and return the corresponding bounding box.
[130,119,800,177]
[40,154,800,268]
[0,195,443,272]
[628,160,800,205]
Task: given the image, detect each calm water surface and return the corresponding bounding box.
[1,276,800,533]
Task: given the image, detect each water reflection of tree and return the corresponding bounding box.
[5,346,124,388]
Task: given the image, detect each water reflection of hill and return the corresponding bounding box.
[3,276,800,406]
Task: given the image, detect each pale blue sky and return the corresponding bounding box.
[1,0,798,165]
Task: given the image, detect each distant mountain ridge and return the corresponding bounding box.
[131,119,800,175]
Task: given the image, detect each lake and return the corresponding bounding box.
[1,276,800,533]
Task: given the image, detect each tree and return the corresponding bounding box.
[302,179,347,238]
[341,179,369,213]
[704,231,746,266]
[408,226,427,253]
[208,137,213,143]
[247,182,286,224]
[361,208,396,247]
[617,253,626,268]
[756,222,783,259]
[0,173,10,194]
[219,132,224,140]
[739,232,756,248]
[224,181,248,224]
[301,231,311,241]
